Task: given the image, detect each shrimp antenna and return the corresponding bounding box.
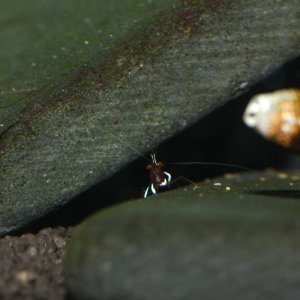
[112,133,151,162]
[165,161,256,173]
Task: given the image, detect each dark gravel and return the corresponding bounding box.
[0,226,72,300]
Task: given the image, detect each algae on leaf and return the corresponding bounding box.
[0,0,171,131]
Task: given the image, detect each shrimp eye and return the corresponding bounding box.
[157,161,164,167]
[146,164,153,170]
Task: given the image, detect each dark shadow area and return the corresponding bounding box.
[10,158,148,235]
[13,55,300,234]
[248,190,300,199]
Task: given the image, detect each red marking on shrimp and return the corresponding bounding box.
[144,154,171,198]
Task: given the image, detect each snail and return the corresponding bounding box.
[243,89,300,151]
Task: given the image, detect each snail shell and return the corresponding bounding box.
[243,89,300,151]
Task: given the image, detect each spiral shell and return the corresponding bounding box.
[243,89,300,151]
